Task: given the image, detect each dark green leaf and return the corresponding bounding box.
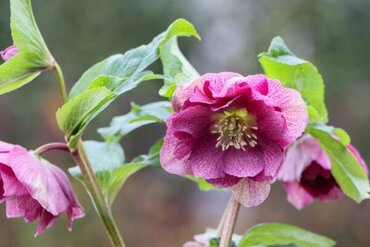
[98,101,172,141]
[238,223,335,247]
[259,37,328,123]
[306,124,370,202]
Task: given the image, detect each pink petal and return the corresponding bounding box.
[231,178,271,207]
[0,141,13,152]
[222,148,264,178]
[207,175,241,187]
[171,105,213,138]
[0,45,19,61]
[265,78,308,147]
[36,210,57,236]
[284,182,314,209]
[8,146,70,215]
[5,197,25,218]
[190,135,225,179]
[277,134,330,182]
[0,164,28,197]
[260,139,284,178]
[160,121,193,175]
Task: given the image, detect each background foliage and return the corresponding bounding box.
[1,0,370,246]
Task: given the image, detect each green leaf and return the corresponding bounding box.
[0,0,54,95]
[333,127,351,146]
[259,37,328,123]
[306,124,370,202]
[98,101,172,141]
[128,139,163,168]
[10,0,51,57]
[238,223,335,247]
[159,34,200,98]
[69,141,146,205]
[59,19,197,145]
[69,18,199,99]
[56,87,115,149]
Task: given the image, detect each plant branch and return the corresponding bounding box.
[219,195,241,247]
[52,62,125,247]
[72,140,125,247]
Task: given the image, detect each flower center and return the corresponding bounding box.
[212,108,258,151]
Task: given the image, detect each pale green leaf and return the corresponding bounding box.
[259,37,328,123]
[238,223,335,247]
[98,101,172,141]
[69,141,146,205]
[159,36,200,98]
[69,18,199,99]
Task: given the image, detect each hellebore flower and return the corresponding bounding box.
[0,45,19,61]
[277,134,368,209]
[0,141,84,235]
[160,72,308,206]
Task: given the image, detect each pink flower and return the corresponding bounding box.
[277,134,368,209]
[0,45,19,61]
[160,72,308,206]
[0,141,84,235]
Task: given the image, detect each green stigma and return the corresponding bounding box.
[212,108,258,151]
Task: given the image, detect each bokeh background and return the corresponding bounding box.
[1,0,370,246]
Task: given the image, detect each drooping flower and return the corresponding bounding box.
[277,134,368,209]
[0,141,84,235]
[0,45,19,61]
[160,72,308,206]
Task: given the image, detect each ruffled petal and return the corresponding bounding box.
[190,135,225,179]
[222,148,264,178]
[284,182,314,209]
[8,146,70,216]
[171,105,213,138]
[160,122,193,176]
[231,178,271,207]
[260,139,284,178]
[264,78,308,147]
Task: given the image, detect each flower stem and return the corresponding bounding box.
[53,62,68,102]
[72,140,125,247]
[33,142,69,155]
[52,62,125,247]
[219,195,241,247]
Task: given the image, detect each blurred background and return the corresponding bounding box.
[1,0,370,246]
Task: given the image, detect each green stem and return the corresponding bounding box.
[53,62,68,102]
[72,141,125,247]
[52,62,125,247]
[219,195,241,247]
